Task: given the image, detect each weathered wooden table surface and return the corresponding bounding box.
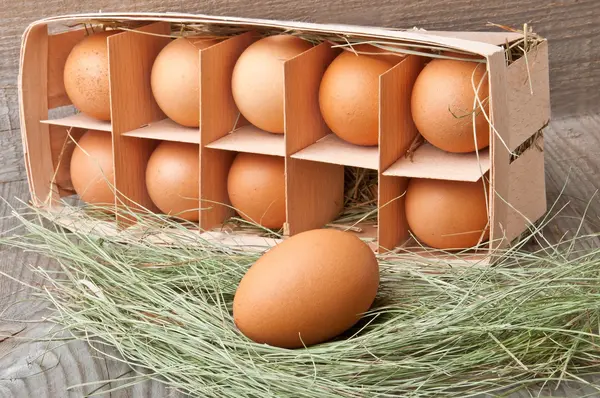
[1,1,599,397]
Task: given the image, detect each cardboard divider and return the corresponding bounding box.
[123,118,199,144]
[283,42,343,235]
[107,22,171,216]
[284,42,340,154]
[198,32,256,230]
[383,144,491,182]
[41,113,112,131]
[377,55,424,251]
[49,124,86,197]
[290,134,379,169]
[206,125,285,156]
[286,158,344,235]
[47,27,86,109]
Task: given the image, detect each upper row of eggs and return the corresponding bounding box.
[63,31,490,154]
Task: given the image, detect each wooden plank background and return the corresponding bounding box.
[1,1,599,397]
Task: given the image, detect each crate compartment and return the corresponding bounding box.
[48,125,86,197]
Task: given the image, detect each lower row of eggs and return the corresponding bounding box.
[69,130,286,227]
[69,130,489,249]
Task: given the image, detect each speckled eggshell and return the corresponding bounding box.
[405,178,490,250]
[63,31,118,121]
[233,229,379,348]
[70,130,114,204]
[145,141,200,221]
[411,59,490,153]
[227,153,286,229]
[231,35,312,134]
[319,45,399,146]
[151,37,219,127]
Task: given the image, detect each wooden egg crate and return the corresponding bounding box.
[19,13,550,263]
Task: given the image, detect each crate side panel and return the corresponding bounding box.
[20,24,55,205]
[505,139,547,242]
[507,40,550,151]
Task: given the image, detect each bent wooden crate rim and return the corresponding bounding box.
[18,12,551,264]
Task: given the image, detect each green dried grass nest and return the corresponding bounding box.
[2,200,600,397]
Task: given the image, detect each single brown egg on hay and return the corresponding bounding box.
[64,31,119,121]
[151,37,220,127]
[227,153,286,229]
[319,45,401,147]
[405,178,490,250]
[233,229,379,348]
[70,130,114,205]
[231,35,312,134]
[146,141,200,222]
[411,59,489,153]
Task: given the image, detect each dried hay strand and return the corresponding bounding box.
[1,197,600,398]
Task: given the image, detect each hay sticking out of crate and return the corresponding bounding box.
[71,18,542,64]
[333,167,378,226]
[2,201,600,398]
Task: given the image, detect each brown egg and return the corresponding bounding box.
[405,178,490,250]
[64,31,118,121]
[232,35,312,134]
[151,37,219,127]
[70,130,114,204]
[319,45,398,146]
[233,229,379,348]
[227,153,286,229]
[411,59,489,153]
[146,141,199,221]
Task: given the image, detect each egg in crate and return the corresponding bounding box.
[233,229,379,348]
[64,31,119,121]
[151,37,219,127]
[146,141,200,221]
[405,178,490,250]
[231,35,312,134]
[411,59,489,153]
[70,130,114,205]
[319,45,402,146]
[227,153,286,229]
